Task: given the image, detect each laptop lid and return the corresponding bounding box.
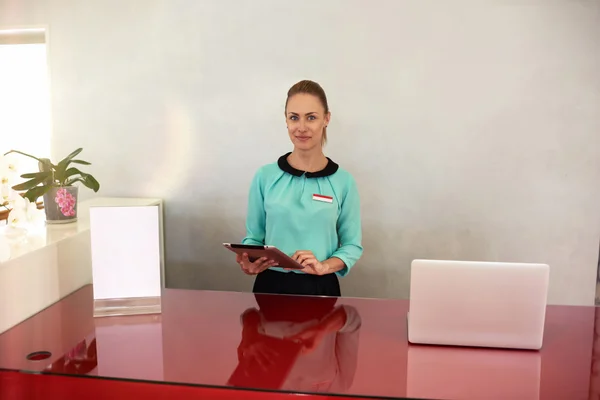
[407,259,549,350]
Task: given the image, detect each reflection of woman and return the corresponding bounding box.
[229,294,361,393]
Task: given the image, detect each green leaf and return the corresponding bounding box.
[38,158,55,172]
[57,148,83,169]
[61,148,83,163]
[23,185,53,203]
[64,167,84,180]
[21,171,51,180]
[83,174,100,192]
[65,177,85,186]
[4,150,42,163]
[70,159,91,165]
[56,148,84,182]
[65,172,100,192]
[12,175,49,191]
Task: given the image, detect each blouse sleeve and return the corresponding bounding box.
[242,169,266,246]
[330,175,363,277]
[330,305,362,391]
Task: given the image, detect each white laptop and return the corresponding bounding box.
[407,259,550,350]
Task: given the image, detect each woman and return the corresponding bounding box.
[237,80,363,296]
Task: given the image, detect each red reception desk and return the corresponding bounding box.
[0,284,599,400]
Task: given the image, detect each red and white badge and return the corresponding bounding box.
[312,194,333,203]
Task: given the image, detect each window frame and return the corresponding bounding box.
[0,25,52,223]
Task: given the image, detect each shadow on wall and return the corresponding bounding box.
[165,217,394,296]
[167,260,255,293]
[339,221,404,299]
[162,213,519,298]
[162,196,255,293]
[341,224,504,299]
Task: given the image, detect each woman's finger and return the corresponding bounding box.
[298,254,316,265]
[292,250,311,260]
[302,260,317,268]
[241,260,252,272]
[259,259,275,271]
[246,257,266,274]
[253,257,267,267]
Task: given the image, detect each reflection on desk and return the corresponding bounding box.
[408,344,541,399]
[45,336,98,376]
[229,294,361,392]
[0,285,596,399]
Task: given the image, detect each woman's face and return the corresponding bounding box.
[286,93,330,151]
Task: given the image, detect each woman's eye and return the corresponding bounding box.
[308,115,316,121]
[290,116,298,121]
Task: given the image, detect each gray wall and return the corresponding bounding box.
[2,0,599,305]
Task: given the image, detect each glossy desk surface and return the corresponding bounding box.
[0,285,598,400]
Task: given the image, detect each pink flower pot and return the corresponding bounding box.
[43,186,78,224]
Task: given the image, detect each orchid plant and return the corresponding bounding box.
[3,148,99,203]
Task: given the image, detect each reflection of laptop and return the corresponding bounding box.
[407,259,549,350]
[407,344,541,400]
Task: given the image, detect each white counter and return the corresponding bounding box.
[0,197,162,334]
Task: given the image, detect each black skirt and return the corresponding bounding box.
[252,268,341,297]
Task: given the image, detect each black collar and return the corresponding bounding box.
[277,152,339,178]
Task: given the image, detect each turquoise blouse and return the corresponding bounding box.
[242,153,363,277]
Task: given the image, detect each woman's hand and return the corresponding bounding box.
[237,253,276,275]
[239,340,279,372]
[238,312,278,371]
[285,324,327,354]
[292,250,328,275]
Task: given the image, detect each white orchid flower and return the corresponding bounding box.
[0,153,19,173]
[1,188,19,211]
[1,154,19,207]
[7,207,26,228]
[6,192,44,228]
[0,154,18,182]
[1,183,9,207]
[10,189,25,208]
[26,199,44,224]
[1,175,9,207]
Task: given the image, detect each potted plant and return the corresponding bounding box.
[3,148,100,224]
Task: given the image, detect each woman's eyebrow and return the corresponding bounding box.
[288,111,318,116]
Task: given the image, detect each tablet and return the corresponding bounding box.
[223,243,304,270]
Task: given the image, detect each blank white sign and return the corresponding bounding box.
[90,205,161,300]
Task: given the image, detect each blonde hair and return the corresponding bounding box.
[285,80,330,145]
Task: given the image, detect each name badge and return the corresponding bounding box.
[313,194,333,203]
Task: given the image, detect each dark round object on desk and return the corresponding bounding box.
[26,351,52,361]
